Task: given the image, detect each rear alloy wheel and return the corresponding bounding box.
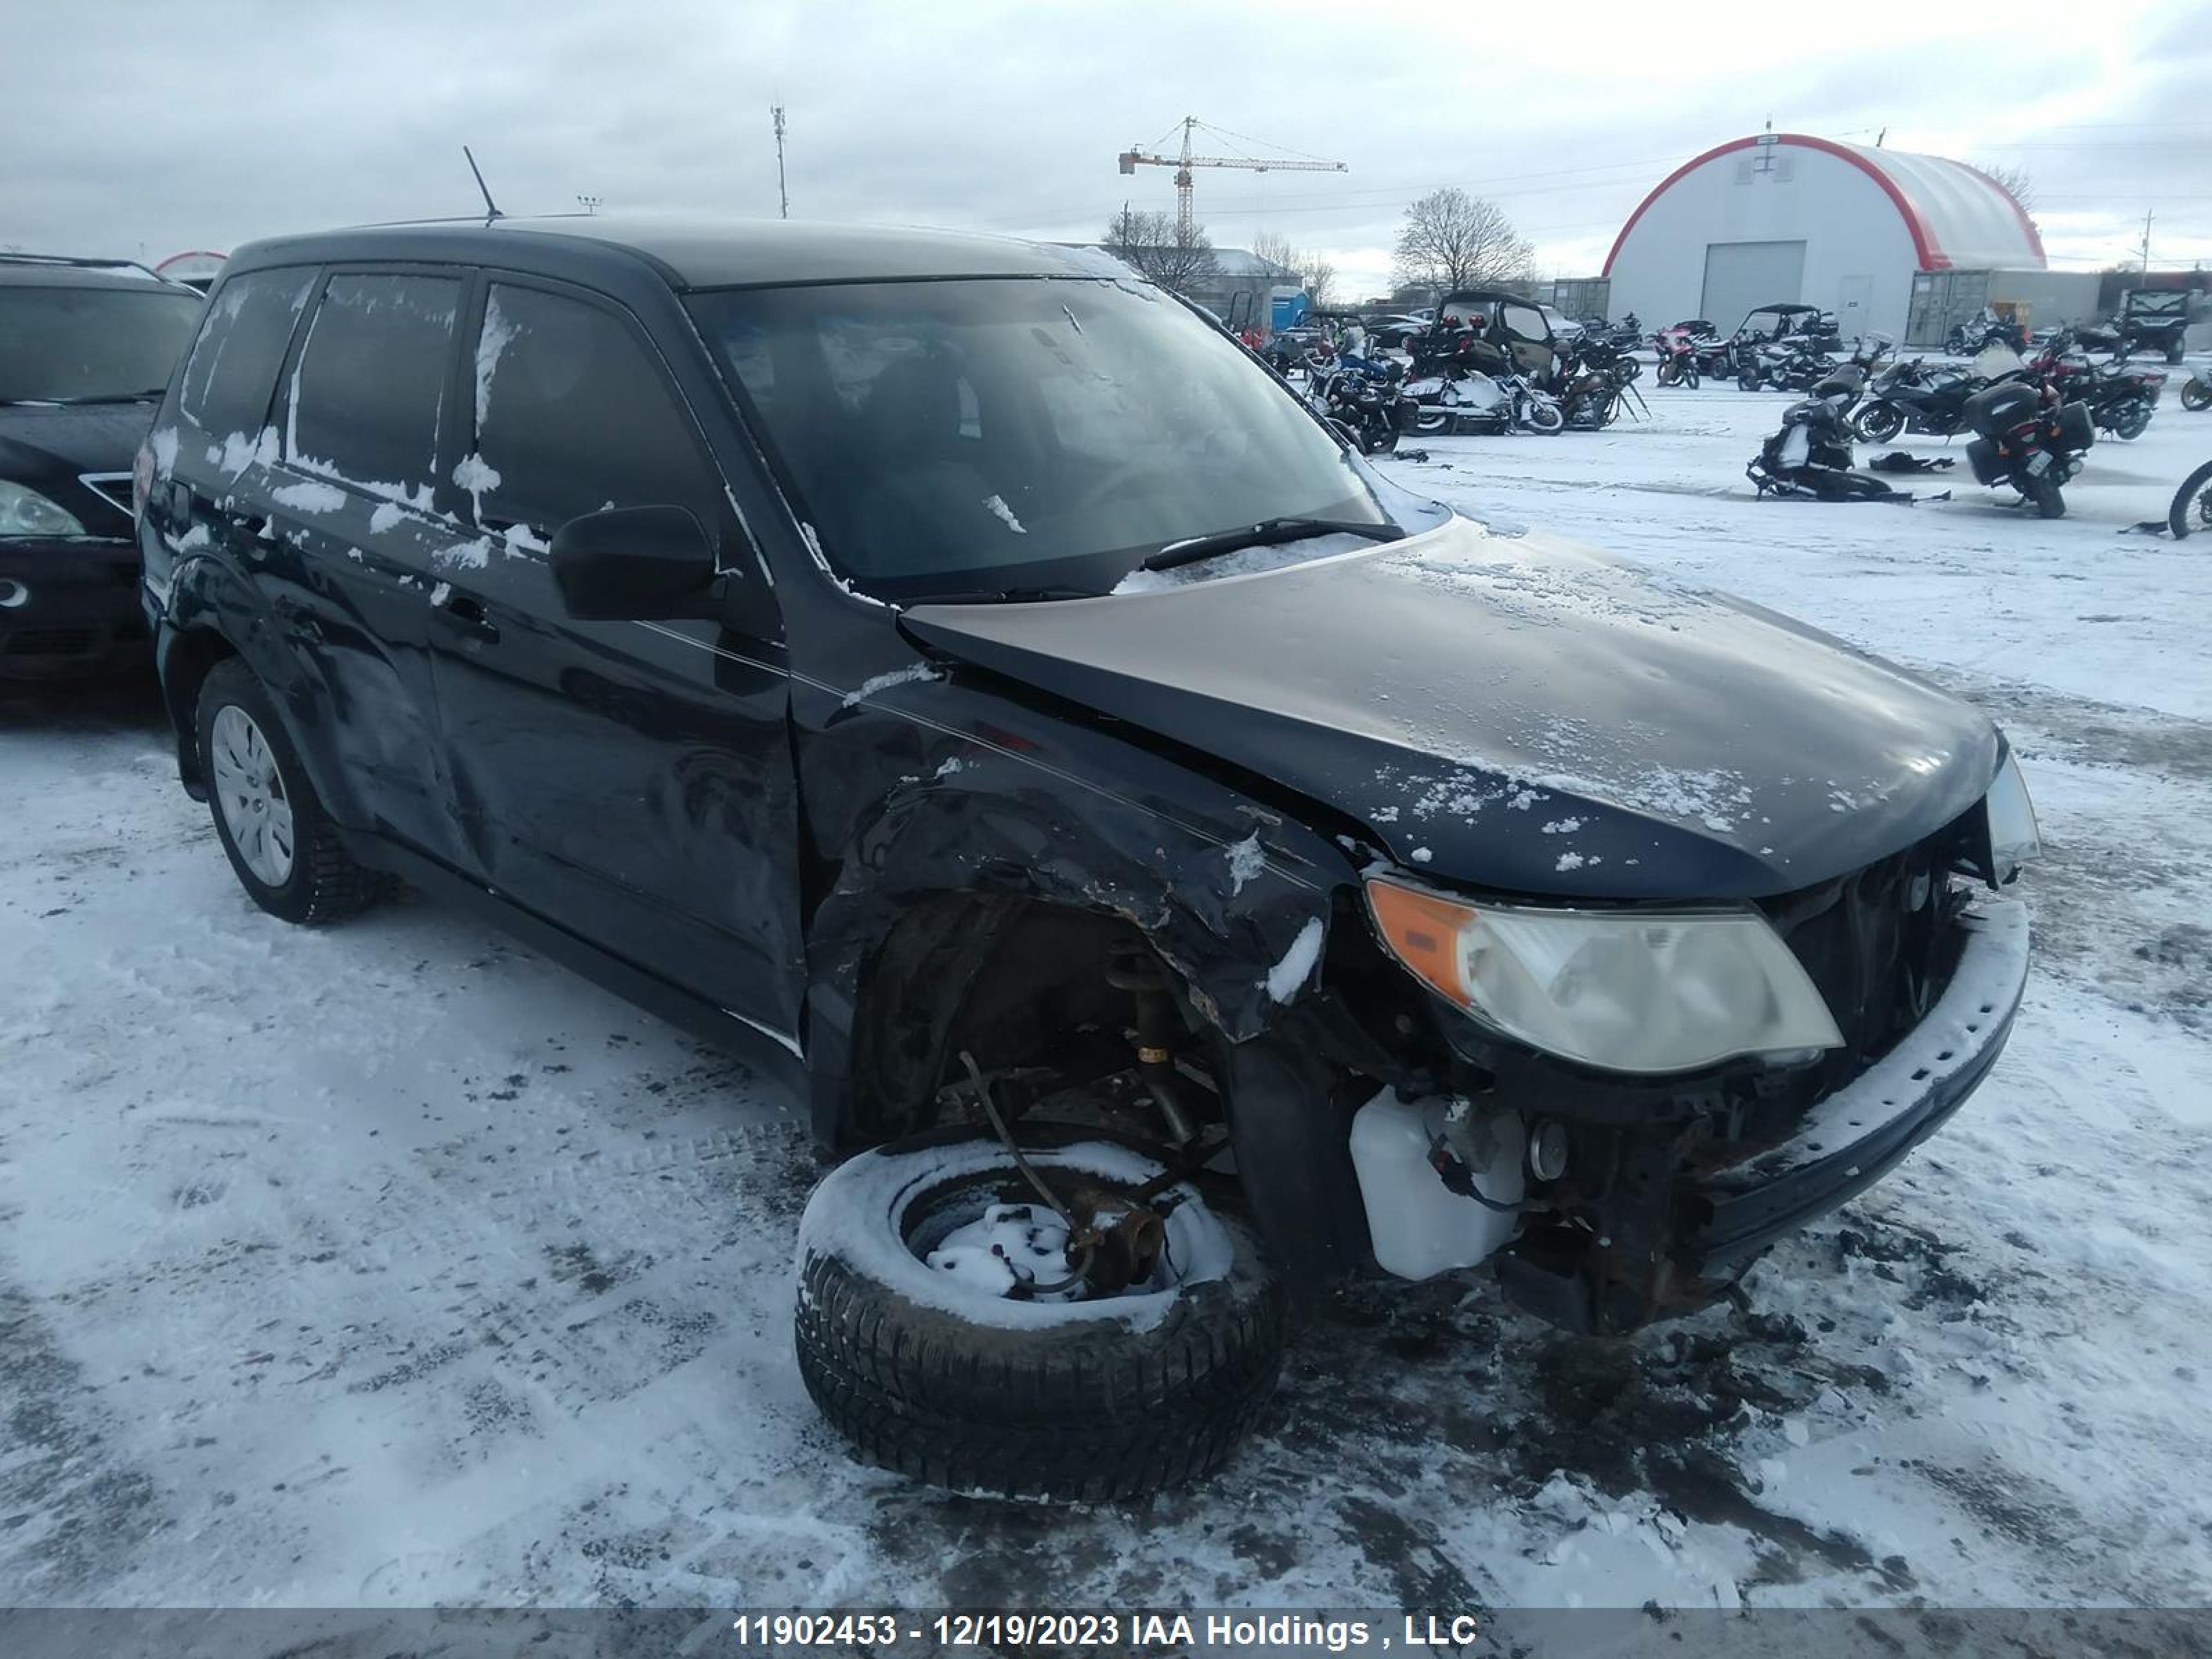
[794,1126,1284,1501]
[1412,407,1451,435]
[196,659,386,925]
[2108,400,2153,441]
[2169,459,2212,540]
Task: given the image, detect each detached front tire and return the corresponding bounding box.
[195,658,385,925]
[794,1127,1285,1501]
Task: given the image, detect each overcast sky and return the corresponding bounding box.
[7,0,2207,298]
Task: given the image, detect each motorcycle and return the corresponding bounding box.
[1852,355,1989,443]
[1962,379,2096,518]
[1745,368,1906,503]
[2170,458,2212,538]
[1652,324,1703,388]
[1737,338,1837,393]
[1310,353,1416,455]
[1404,329,1564,435]
[1552,338,1646,429]
[2027,331,2164,440]
[1943,308,2027,356]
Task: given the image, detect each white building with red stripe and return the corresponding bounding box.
[1603,133,2052,344]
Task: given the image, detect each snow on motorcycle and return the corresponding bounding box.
[1746,368,1913,503]
[1404,330,1563,435]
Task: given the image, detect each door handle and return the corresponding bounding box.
[431,586,500,643]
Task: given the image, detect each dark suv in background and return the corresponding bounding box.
[1,255,202,677]
[138,216,2036,1500]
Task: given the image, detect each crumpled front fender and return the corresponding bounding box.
[792,668,1355,1146]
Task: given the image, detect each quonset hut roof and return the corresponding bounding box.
[1604,134,2047,274]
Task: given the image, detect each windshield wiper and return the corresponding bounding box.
[1138,516,1400,574]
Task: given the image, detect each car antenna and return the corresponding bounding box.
[463,145,503,223]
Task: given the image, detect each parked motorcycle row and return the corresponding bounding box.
[1289,294,1651,451]
[1266,297,2202,523]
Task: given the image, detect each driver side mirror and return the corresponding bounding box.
[550,505,721,621]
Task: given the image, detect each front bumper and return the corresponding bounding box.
[0,537,147,677]
[1691,897,2030,1271]
[1497,898,2031,1331]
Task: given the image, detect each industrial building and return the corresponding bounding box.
[1602,132,2100,345]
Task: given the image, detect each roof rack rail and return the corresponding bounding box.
[0,252,178,284]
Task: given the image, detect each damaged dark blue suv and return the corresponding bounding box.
[138,216,2036,1502]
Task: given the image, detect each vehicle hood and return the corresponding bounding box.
[0,402,153,476]
[902,516,2000,900]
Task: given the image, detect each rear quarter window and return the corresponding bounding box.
[285,273,461,499]
[176,269,313,439]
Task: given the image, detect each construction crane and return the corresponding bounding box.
[1117,116,1347,242]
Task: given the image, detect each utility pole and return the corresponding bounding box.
[575,194,601,216]
[2141,209,2154,274]
[771,105,789,220]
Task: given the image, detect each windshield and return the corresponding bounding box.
[0,284,204,403]
[688,276,1385,601]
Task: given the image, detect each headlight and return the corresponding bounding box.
[0,480,86,539]
[1365,877,1843,1074]
[1985,749,2041,883]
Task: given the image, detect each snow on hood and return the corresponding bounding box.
[904,515,2003,900]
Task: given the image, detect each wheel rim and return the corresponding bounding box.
[209,704,296,887]
[903,1159,1225,1308]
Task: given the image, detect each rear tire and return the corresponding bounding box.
[1738,372,1759,392]
[2182,379,2211,413]
[2023,477,2067,519]
[195,659,385,926]
[2108,400,2152,441]
[2170,460,2212,540]
[1413,407,1450,435]
[794,1127,1285,1501]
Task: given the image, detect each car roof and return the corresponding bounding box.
[0,255,197,293]
[223,214,1112,292]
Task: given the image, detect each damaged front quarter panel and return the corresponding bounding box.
[790,631,1358,1150]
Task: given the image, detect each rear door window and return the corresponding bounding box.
[465,283,720,542]
[176,269,313,438]
[286,273,461,498]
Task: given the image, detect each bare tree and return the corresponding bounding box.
[1252,229,1338,310]
[1974,160,2038,218]
[1102,206,1220,296]
[1391,188,1534,293]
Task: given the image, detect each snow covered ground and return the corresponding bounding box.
[3,378,2210,1615]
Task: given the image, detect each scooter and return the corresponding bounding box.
[1962,379,2096,518]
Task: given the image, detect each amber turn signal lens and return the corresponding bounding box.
[1364,879,1474,1006]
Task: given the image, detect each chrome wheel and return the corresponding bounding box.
[209,704,295,887]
